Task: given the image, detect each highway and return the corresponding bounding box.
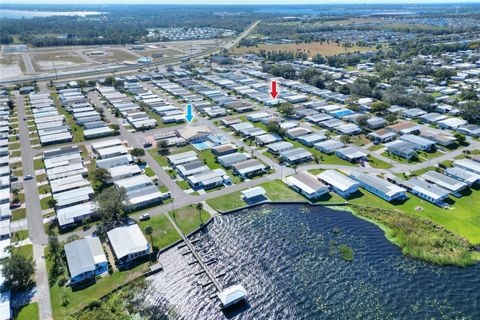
[0,20,260,85]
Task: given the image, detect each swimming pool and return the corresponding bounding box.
[192,141,211,151]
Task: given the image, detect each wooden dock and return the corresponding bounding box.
[165,212,223,292]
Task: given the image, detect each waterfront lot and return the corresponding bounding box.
[207,178,480,245]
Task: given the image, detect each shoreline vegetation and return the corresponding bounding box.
[347,204,480,267]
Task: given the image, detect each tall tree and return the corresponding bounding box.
[1,253,35,292]
[94,187,129,225]
[196,203,204,225]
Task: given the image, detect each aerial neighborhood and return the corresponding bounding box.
[0,3,479,320]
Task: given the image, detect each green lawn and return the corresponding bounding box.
[144,167,155,177]
[381,151,419,164]
[367,144,383,151]
[176,180,190,190]
[10,142,20,149]
[15,302,39,320]
[138,214,181,251]
[10,150,21,157]
[15,244,33,261]
[33,158,44,170]
[206,191,245,211]
[11,230,29,242]
[347,187,480,245]
[38,183,51,194]
[367,155,393,169]
[12,208,26,221]
[417,149,443,160]
[46,246,148,320]
[168,205,210,235]
[206,179,307,211]
[40,196,53,210]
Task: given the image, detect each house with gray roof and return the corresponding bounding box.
[420,171,468,196]
[350,172,408,202]
[64,237,108,284]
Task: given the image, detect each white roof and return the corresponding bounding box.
[91,138,122,151]
[107,224,149,260]
[454,158,480,175]
[218,284,247,307]
[241,187,266,199]
[317,170,359,192]
[56,202,94,226]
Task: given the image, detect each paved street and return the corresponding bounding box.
[15,92,48,245]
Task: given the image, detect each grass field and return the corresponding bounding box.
[33,158,44,170]
[138,214,181,251]
[232,42,376,57]
[168,205,210,235]
[15,302,39,320]
[12,208,26,221]
[347,187,480,246]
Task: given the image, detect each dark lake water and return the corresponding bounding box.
[147,204,480,319]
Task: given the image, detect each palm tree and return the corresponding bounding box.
[12,188,19,203]
[145,226,154,261]
[196,203,204,225]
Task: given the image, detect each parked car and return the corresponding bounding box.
[10,203,21,210]
[139,213,151,221]
[143,141,152,148]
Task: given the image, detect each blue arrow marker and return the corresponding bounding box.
[185,104,194,123]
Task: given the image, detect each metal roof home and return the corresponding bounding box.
[255,133,282,146]
[267,141,294,154]
[286,127,311,139]
[57,202,94,228]
[187,168,227,189]
[91,139,122,152]
[317,170,359,198]
[279,148,313,164]
[402,108,426,118]
[445,167,480,186]
[297,133,327,147]
[438,118,467,130]
[399,134,436,150]
[53,186,94,209]
[107,225,150,264]
[218,153,251,168]
[96,155,132,169]
[420,171,468,195]
[350,173,407,202]
[241,187,266,200]
[385,140,418,159]
[314,140,344,154]
[457,124,480,137]
[285,171,329,199]
[418,112,448,124]
[108,165,142,182]
[406,178,450,205]
[231,159,267,178]
[64,237,107,283]
[167,151,198,166]
[454,158,480,175]
[335,147,368,162]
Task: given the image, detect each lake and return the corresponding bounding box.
[146,204,480,319]
[0,9,105,19]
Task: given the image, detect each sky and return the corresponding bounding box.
[2,0,480,4]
